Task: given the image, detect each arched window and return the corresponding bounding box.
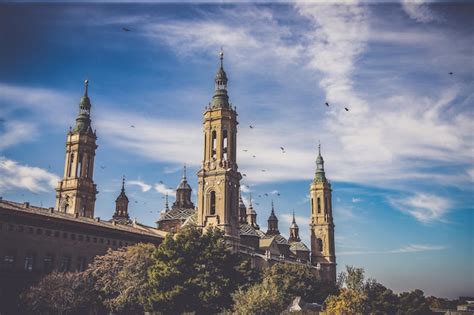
[85,156,90,178]
[311,198,314,214]
[222,130,228,160]
[210,191,216,215]
[325,196,328,213]
[317,238,323,252]
[78,154,83,178]
[211,131,217,159]
[317,197,321,214]
[64,204,69,213]
[68,153,74,177]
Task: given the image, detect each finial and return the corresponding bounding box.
[292,211,296,223]
[165,193,169,211]
[84,79,89,96]
[318,140,321,155]
[121,175,125,192]
[219,47,224,68]
[271,200,275,214]
[249,192,253,206]
[183,163,187,179]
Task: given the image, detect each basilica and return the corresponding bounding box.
[0,52,336,311]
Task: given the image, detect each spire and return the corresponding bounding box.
[239,188,247,224]
[267,200,279,235]
[246,191,259,229]
[211,48,230,109]
[183,163,187,180]
[74,79,93,133]
[164,193,169,212]
[315,141,326,182]
[174,164,194,209]
[289,211,300,242]
[113,175,130,224]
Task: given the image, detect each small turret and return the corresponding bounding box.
[173,165,194,209]
[288,211,301,242]
[74,80,93,134]
[112,176,131,224]
[246,193,259,229]
[211,48,230,109]
[266,200,280,235]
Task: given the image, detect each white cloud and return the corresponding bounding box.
[0,157,59,193]
[401,0,438,23]
[0,121,37,150]
[128,180,152,192]
[154,183,175,196]
[339,243,446,256]
[352,197,362,203]
[390,193,451,224]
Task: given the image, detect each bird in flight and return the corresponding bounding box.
[159,180,163,184]
[242,173,247,177]
[280,147,285,151]
[252,155,256,158]
[130,125,135,128]
[449,72,454,75]
[261,169,266,172]
[134,201,138,204]
[277,193,281,196]
[100,166,106,169]
[255,202,260,206]
[243,149,248,152]
[345,107,349,112]
[325,102,329,107]
[249,125,254,129]
[122,27,131,32]
[264,193,269,197]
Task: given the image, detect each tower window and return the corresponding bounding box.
[222,130,228,160]
[78,154,83,178]
[212,131,217,159]
[318,238,323,252]
[43,254,54,273]
[64,203,69,213]
[68,153,74,177]
[311,198,314,214]
[85,156,90,178]
[210,191,216,215]
[325,196,328,213]
[59,255,71,272]
[24,253,35,272]
[317,197,321,214]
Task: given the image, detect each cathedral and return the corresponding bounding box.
[0,52,336,312]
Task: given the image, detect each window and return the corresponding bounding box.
[17,225,24,232]
[112,240,116,246]
[59,256,71,272]
[311,198,314,215]
[36,228,43,235]
[100,238,104,244]
[78,235,83,241]
[77,257,87,272]
[93,237,97,243]
[222,130,228,160]
[24,253,35,272]
[85,156,90,178]
[45,230,51,236]
[43,254,54,273]
[211,131,217,159]
[78,154,83,178]
[68,153,74,177]
[210,191,216,215]
[29,227,34,234]
[54,231,60,237]
[325,196,329,214]
[8,224,14,232]
[317,197,321,214]
[63,232,68,239]
[3,253,15,270]
[71,234,76,240]
[64,203,69,213]
[86,236,90,242]
[317,238,323,252]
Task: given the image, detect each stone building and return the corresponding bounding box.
[0,51,336,313]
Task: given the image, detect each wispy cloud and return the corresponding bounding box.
[390,193,451,224]
[154,183,174,195]
[0,157,59,193]
[352,197,362,203]
[0,121,37,150]
[128,180,152,192]
[401,0,439,23]
[339,243,446,256]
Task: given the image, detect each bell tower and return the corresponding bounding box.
[310,144,336,283]
[197,50,241,244]
[55,80,98,218]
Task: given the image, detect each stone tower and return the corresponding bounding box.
[197,50,241,244]
[112,176,131,224]
[310,144,336,283]
[55,80,98,218]
[288,212,301,242]
[173,165,194,210]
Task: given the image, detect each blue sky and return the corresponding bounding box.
[0,1,472,298]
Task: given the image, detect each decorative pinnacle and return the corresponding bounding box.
[318,141,321,156]
[249,192,253,206]
[219,47,224,68]
[271,200,275,214]
[84,79,89,96]
[165,193,169,211]
[183,164,187,179]
[292,211,296,223]
[121,175,125,192]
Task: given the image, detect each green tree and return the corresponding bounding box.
[22,271,99,315]
[364,278,399,315]
[145,226,248,314]
[325,288,368,315]
[397,289,433,315]
[85,243,155,314]
[232,280,286,315]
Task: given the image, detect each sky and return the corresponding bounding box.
[0,1,473,299]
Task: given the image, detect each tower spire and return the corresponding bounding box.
[112,175,130,224]
[165,193,169,212]
[183,163,187,179]
[266,200,279,235]
[315,142,326,182]
[289,210,300,242]
[84,79,89,97]
[121,175,125,193]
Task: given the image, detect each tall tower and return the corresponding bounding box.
[310,144,336,283]
[197,50,241,243]
[55,80,98,218]
[112,176,131,224]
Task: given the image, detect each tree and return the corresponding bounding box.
[145,226,248,314]
[85,243,155,314]
[232,280,286,315]
[325,288,368,315]
[364,278,399,315]
[397,289,433,315]
[22,271,99,315]
[263,263,334,305]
